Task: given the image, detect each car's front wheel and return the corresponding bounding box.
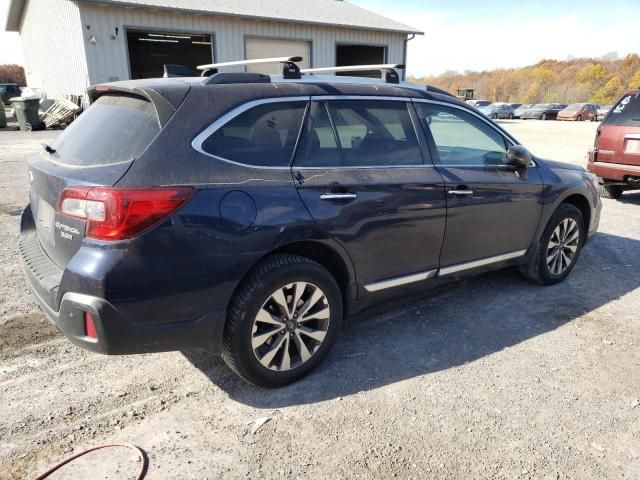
[520,203,584,285]
[223,254,342,387]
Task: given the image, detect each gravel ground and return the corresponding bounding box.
[1,114,639,479]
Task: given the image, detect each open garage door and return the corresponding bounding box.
[245,37,310,74]
[127,30,213,79]
[336,45,386,77]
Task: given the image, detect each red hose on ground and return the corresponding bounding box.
[31,443,148,480]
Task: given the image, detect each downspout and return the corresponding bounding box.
[402,33,415,80]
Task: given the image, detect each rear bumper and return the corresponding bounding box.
[19,207,226,355]
[24,271,226,355]
[22,252,226,354]
[587,152,640,183]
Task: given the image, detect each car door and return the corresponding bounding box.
[291,97,447,291]
[413,100,543,272]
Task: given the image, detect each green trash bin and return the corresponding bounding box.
[0,103,6,129]
[10,97,43,131]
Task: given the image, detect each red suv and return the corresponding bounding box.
[588,89,640,198]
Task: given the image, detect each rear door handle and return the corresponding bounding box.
[448,189,473,196]
[320,192,357,200]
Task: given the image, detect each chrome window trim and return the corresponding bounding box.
[624,134,640,140]
[438,249,527,276]
[411,99,537,168]
[365,269,438,292]
[191,96,311,170]
[294,164,436,171]
[310,95,412,102]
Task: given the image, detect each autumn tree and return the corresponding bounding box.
[591,76,625,105]
[0,64,26,85]
[412,54,638,103]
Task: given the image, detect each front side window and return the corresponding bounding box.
[604,93,640,127]
[415,103,508,166]
[295,100,422,167]
[201,101,306,167]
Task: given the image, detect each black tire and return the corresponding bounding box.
[223,254,342,387]
[519,203,585,286]
[509,113,514,119]
[577,115,582,121]
[541,113,547,120]
[599,183,623,199]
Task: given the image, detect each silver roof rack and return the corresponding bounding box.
[197,56,302,79]
[301,64,405,84]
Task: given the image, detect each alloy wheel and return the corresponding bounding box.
[546,218,580,275]
[251,282,330,371]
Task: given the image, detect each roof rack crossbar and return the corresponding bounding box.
[300,64,405,74]
[301,64,405,84]
[197,56,302,79]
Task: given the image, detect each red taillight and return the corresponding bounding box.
[84,312,97,339]
[57,186,194,240]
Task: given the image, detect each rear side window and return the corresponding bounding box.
[295,100,422,167]
[603,93,640,126]
[51,94,160,166]
[201,101,306,167]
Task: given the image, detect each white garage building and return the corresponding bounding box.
[5,0,421,100]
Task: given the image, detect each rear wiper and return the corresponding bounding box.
[42,143,56,154]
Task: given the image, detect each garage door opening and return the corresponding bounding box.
[336,45,385,77]
[127,30,213,79]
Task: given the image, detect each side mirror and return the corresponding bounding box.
[505,145,532,169]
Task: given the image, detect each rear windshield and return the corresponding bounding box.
[50,94,160,166]
[603,93,640,126]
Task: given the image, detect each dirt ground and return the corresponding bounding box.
[1,114,639,480]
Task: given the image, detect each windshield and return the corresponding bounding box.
[566,104,583,110]
[603,92,640,126]
[51,94,160,166]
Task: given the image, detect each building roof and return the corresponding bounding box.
[5,0,422,34]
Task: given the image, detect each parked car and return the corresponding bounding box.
[557,103,599,121]
[19,67,601,387]
[0,83,21,105]
[467,99,492,107]
[479,103,516,119]
[509,103,523,110]
[521,103,568,120]
[596,105,612,121]
[514,104,535,118]
[587,89,640,199]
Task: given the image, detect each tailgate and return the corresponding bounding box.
[27,92,165,268]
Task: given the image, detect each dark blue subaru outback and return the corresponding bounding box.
[19,58,601,387]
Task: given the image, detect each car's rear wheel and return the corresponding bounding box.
[508,113,514,119]
[599,183,623,199]
[520,203,584,285]
[223,254,342,387]
[541,113,547,120]
[577,115,582,121]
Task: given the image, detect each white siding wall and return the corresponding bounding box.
[78,4,406,85]
[19,0,88,98]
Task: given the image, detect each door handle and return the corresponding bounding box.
[448,189,473,196]
[320,192,357,201]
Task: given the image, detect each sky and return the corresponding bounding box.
[1,0,639,76]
